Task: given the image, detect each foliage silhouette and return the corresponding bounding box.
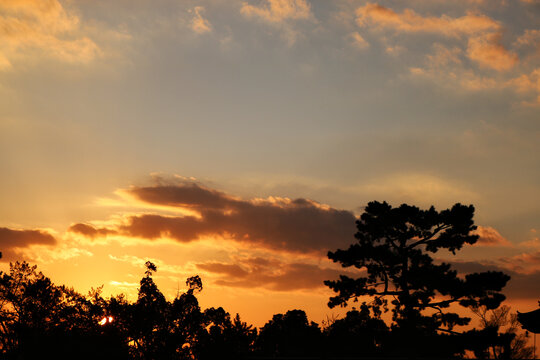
[464,305,534,359]
[255,309,322,358]
[324,304,389,357]
[0,201,521,359]
[325,201,511,357]
[0,261,130,359]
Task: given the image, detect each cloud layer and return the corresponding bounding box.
[198,258,354,291]
[71,180,357,254]
[0,227,56,260]
[0,0,101,70]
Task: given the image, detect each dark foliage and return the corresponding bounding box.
[0,201,520,358]
[255,309,322,357]
[324,304,389,357]
[325,201,511,357]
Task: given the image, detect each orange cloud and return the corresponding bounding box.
[190,6,212,34]
[350,32,369,49]
[499,250,540,275]
[355,3,499,36]
[355,3,518,71]
[473,226,513,247]
[514,29,540,51]
[241,0,312,23]
[240,0,313,46]
[0,0,101,70]
[467,32,518,71]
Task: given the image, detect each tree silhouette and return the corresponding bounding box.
[0,261,130,359]
[465,305,534,359]
[325,201,510,356]
[324,304,389,357]
[196,308,257,359]
[256,309,322,357]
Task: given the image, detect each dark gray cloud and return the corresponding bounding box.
[0,227,56,261]
[451,260,540,301]
[74,181,357,254]
[68,223,118,238]
[130,182,239,210]
[196,257,359,291]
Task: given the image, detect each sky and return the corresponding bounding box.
[0,0,539,327]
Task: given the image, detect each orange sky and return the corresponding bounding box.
[1,175,539,327]
[1,0,539,329]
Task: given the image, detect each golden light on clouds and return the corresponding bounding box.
[1,0,539,332]
[467,32,518,71]
[190,6,212,34]
[0,0,101,69]
[355,3,499,36]
[241,0,313,23]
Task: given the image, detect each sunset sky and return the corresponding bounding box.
[1,0,539,327]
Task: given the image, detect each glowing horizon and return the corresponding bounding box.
[1,0,539,328]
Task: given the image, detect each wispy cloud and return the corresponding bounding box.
[467,32,518,71]
[350,31,370,49]
[190,6,212,34]
[0,0,101,70]
[355,3,517,72]
[241,0,314,45]
[241,0,312,23]
[356,3,500,36]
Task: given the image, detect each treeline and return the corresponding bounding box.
[0,260,532,360]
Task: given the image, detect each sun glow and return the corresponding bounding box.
[99,316,114,325]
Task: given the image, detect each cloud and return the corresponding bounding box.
[77,179,357,254]
[410,46,540,104]
[467,32,518,71]
[0,227,56,249]
[197,257,355,291]
[128,180,238,210]
[499,250,540,275]
[425,43,462,67]
[109,280,138,290]
[514,29,540,51]
[0,226,57,261]
[21,245,93,264]
[505,68,540,105]
[69,223,118,238]
[355,3,518,72]
[359,173,477,207]
[451,260,540,300]
[355,3,499,36]
[350,32,369,49]
[473,226,513,247]
[241,0,312,23]
[190,6,212,34]
[197,262,250,278]
[0,0,101,70]
[519,229,540,248]
[108,254,190,275]
[240,0,313,46]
